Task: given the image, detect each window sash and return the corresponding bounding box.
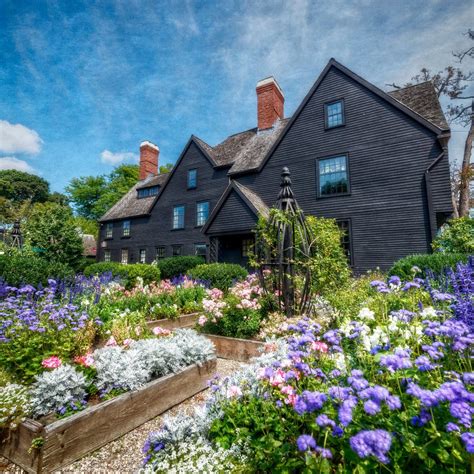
[104,250,111,262]
[122,220,131,236]
[121,249,128,264]
[137,186,159,198]
[139,249,146,263]
[173,206,185,229]
[318,156,349,196]
[156,246,165,259]
[105,223,113,238]
[196,201,209,226]
[172,245,182,256]
[194,244,207,257]
[325,100,344,128]
[188,169,197,189]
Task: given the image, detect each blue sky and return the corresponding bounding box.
[0,0,472,193]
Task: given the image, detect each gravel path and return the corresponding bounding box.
[0,359,247,474]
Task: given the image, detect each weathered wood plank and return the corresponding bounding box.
[146,313,199,331]
[204,334,264,362]
[1,359,216,474]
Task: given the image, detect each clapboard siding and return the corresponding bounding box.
[98,141,229,262]
[206,192,258,234]
[236,67,450,272]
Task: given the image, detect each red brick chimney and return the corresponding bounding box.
[256,76,284,130]
[139,141,159,180]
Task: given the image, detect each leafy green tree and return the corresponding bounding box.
[48,192,69,205]
[432,217,474,254]
[23,202,83,268]
[72,216,99,238]
[66,164,139,220]
[0,170,49,203]
[159,163,173,174]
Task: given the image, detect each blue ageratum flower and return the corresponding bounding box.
[296,434,316,452]
[349,429,392,464]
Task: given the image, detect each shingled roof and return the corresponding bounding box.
[99,173,169,222]
[388,82,449,131]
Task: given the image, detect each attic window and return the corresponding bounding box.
[137,186,159,198]
[325,100,344,128]
[188,169,197,189]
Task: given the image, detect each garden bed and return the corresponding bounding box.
[146,313,199,331]
[0,358,216,474]
[204,334,264,362]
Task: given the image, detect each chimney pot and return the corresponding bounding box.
[139,141,159,180]
[256,76,284,130]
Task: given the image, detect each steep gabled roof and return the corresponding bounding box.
[250,58,450,177]
[98,173,169,222]
[388,82,449,131]
[202,181,269,234]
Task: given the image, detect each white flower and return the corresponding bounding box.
[357,307,375,321]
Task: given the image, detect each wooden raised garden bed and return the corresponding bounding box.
[204,334,265,362]
[0,358,217,474]
[146,312,199,331]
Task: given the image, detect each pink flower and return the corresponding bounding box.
[105,336,118,347]
[270,369,285,387]
[264,342,277,353]
[42,356,62,369]
[198,315,208,326]
[123,338,133,347]
[74,353,94,368]
[280,385,295,396]
[152,326,171,336]
[226,385,243,398]
[311,341,328,353]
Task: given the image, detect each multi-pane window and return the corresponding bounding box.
[173,205,185,229]
[318,155,349,196]
[196,201,209,226]
[336,220,352,264]
[137,186,159,198]
[105,223,113,239]
[104,250,111,262]
[242,238,254,257]
[188,169,197,189]
[139,249,146,263]
[156,246,166,260]
[122,220,131,236]
[325,100,344,128]
[172,245,182,257]
[121,249,129,264]
[194,243,207,259]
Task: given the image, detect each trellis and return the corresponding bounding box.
[255,167,313,316]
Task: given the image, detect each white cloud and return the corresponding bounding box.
[0,156,37,173]
[0,120,43,154]
[100,149,138,165]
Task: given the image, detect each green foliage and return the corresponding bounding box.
[188,263,248,291]
[23,202,84,269]
[157,256,204,279]
[0,246,73,287]
[83,262,161,289]
[389,253,469,280]
[0,170,49,203]
[159,163,173,173]
[304,215,351,294]
[432,217,474,254]
[73,216,99,238]
[66,164,139,220]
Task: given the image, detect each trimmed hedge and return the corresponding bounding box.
[156,256,204,280]
[188,263,248,291]
[388,253,470,280]
[83,262,161,289]
[0,253,74,287]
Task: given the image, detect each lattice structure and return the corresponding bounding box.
[209,236,219,263]
[256,167,313,316]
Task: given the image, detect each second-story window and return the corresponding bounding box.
[325,100,344,128]
[196,201,209,227]
[105,223,113,239]
[122,220,131,237]
[188,169,197,189]
[317,155,349,197]
[173,205,185,229]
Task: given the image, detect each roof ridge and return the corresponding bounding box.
[388,80,433,93]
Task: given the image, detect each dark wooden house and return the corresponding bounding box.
[98,59,452,273]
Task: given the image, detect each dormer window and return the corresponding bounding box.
[122,220,131,237]
[137,186,159,198]
[188,169,197,189]
[325,100,344,128]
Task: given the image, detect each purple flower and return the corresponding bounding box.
[349,430,392,464]
[316,414,336,428]
[446,422,460,432]
[463,373,474,385]
[388,275,401,286]
[415,355,437,372]
[294,391,327,415]
[461,432,474,453]
[296,434,316,452]
[316,446,333,458]
[402,281,420,291]
[363,400,381,415]
[411,409,432,427]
